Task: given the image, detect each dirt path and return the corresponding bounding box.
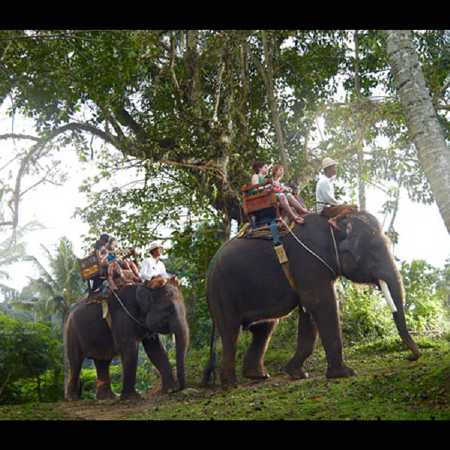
[56,392,163,420]
[54,374,317,420]
[54,362,417,420]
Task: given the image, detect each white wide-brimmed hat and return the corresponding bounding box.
[149,241,164,252]
[321,157,338,170]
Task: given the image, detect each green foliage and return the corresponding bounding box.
[0,313,62,404]
[400,260,450,334]
[338,281,395,344]
[166,220,225,348]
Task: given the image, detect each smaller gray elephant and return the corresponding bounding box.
[65,278,189,401]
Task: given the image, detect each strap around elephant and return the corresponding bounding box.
[329,225,342,276]
[280,218,337,278]
[111,289,147,329]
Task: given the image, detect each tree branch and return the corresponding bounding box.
[0,133,40,142]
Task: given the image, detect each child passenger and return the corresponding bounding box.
[272,164,309,223]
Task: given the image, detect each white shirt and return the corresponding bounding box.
[315,173,339,213]
[139,255,168,281]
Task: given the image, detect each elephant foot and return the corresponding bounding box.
[407,352,420,361]
[326,365,356,379]
[285,365,309,380]
[243,368,271,380]
[220,373,238,388]
[120,391,143,401]
[96,389,117,401]
[65,393,81,402]
[160,379,178,394]
[96,380,117,400]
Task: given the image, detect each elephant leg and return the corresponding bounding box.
[243,320,278,380]
[217,320,240,387]
[310,285,356,379]
[65,348,83,401]
[119,340,142,400]
[285,309,318,379]
[94,359,116,400]
[142,335,177,394]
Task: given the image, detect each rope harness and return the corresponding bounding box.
[111,289,147,329]
[279,218,340,278]
[91,288,157,340]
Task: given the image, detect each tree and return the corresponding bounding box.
[384,30,450,233]
[0,30,348,245]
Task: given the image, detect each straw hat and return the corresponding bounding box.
[321,157,338,170]
[149,241,164,252]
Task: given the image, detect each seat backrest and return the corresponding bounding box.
[241,181,277,216]
[78,254,101,280]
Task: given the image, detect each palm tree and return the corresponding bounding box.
[0,221,43,303]
[384,30,450,233]
[16,237,86,389]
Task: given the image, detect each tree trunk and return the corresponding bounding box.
[384,30,450,233]
[354,31,367,210]
[36,375,42,402]
[62,313,69,397]
[260,31,289,174]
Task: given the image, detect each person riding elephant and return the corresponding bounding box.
[202,210,420,387]
[315,157,358,228]
[271,164,309,222]
[91,233,110,292]
[106,237,141,289]
[65,277,189,400]
[139,241,178,287]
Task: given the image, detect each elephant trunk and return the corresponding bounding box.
[173,313,189,390]
[379,269,420,361]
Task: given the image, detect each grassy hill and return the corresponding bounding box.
[0,335,449,420]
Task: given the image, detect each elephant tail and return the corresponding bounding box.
[201,321,217,387]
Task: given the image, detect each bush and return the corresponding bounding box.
[0,313,62,404]
[401,260,450,334]
[338,281,395,344]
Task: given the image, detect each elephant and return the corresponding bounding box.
[64,278,189,400]
[202,211,420,387]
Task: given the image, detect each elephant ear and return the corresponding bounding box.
[338,219,362,263]
[136,285,154,313]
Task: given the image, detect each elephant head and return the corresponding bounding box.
[136,278,190,389]
[336,211,420,360]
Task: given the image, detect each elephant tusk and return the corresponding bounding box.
[379,279,398,313]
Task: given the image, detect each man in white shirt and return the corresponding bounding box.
[316,157,357,228]
[315,157,339,214]
[139,241,169,283]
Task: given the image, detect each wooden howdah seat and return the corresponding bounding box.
[78,254,104,294]
[241,180,280,229]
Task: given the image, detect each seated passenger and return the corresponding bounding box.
[251,160,270,186]
[272,164,307,224]
[106,237,140,289]
[91,233,110,292]
[316,157,357,229]
[139,241,176,288]
[121,248,141,281]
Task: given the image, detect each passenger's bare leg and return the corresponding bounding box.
[279,194,304,224]
[287,193,308,215]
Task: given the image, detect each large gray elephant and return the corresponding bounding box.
[65,278,189,400]
[202,211,420,387]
